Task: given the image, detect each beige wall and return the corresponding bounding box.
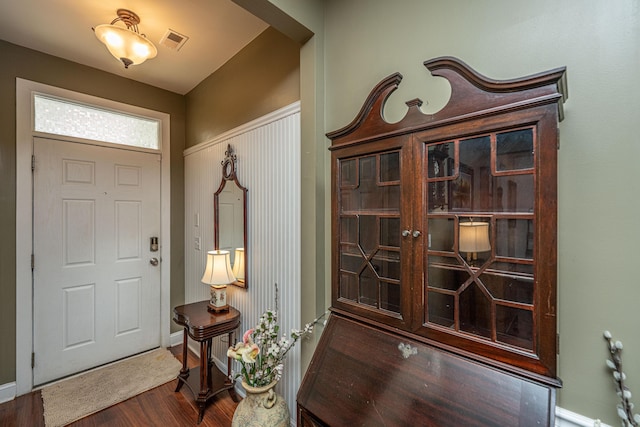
[185,27,300,148]
[0,39,186,385]
[322,0,640,424]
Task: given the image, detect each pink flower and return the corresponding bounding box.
[243,328,255,344]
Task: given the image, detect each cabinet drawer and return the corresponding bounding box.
[298,314,555,427]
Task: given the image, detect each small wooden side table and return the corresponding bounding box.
[173,301,241,424]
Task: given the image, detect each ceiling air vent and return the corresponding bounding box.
[159,29,189,51]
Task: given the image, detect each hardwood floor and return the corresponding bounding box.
[0,346,238,426]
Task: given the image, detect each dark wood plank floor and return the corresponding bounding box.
[0,345,238,427]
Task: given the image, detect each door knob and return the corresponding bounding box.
[402,229,412,237]
[150,257,159,266]
[412,230,422,238]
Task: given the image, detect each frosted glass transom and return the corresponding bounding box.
[34,94,160,150]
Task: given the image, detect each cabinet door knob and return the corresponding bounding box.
[412,230,422,238]
[402,229,412,237]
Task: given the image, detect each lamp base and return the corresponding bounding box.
[208,303,229,313]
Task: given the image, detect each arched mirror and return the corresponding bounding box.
[214,144,248,288]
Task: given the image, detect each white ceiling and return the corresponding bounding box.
[0,0,269,94]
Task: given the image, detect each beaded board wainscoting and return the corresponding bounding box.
[183,102,302,423]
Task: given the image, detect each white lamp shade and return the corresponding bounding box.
[94,24,157,67]
[201,250,236,285]
[232,248,245,281]
[459,222,491,253]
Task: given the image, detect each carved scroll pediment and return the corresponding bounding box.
[327,56,567,146]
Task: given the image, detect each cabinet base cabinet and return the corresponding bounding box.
[297,314,556,427]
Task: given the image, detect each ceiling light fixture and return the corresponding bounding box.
[93,9,157,69]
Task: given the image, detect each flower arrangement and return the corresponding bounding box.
[227,285,327,388]
[604,330,639,426]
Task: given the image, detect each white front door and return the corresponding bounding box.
[33,137,161,385]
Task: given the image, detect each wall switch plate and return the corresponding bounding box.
[194,237,201,250]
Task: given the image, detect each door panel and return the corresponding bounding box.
[33,137,161,385]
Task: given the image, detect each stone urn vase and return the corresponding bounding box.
[231,380,290,427]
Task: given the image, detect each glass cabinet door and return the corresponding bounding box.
[334,143,409,326]
[422,126,537,353]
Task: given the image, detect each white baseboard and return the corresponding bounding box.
[169,331,183,347]
[0,382,16,404]
[556,406,610,427]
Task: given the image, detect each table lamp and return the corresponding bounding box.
[232,248,245,283]
[201,250,235,312]
[459,221,491,265]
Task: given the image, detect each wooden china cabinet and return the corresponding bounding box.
[297,57,567,426]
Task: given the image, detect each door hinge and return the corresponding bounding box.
[31,155,35,172]
[557,333,560,354]
[31,254,34,270]
[31,352,35,368]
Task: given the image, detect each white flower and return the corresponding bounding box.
[227,295,329,387]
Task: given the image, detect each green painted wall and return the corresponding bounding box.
[4,1,632,422]
[185,27,300,148]
[0,22,302,388]
[323,0,640,424]
[0,39,186,385]
[235,0,328,373]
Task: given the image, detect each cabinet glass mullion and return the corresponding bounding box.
[337,149,402,316]
[424,126,537,354]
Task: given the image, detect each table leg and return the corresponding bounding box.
[196,339,210,424]
[206,338,213,388]
[174,327,189,392]
[225,331,234,385]
[226,330,239,402]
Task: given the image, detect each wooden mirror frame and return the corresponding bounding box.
[214,144,248,288]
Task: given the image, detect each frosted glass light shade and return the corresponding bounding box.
[232,248,245,282]
[94,24,157,68]
[459,222,491,253]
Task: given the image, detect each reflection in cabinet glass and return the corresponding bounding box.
[424,126,537,353]
[338,150,402,316]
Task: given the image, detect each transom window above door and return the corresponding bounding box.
[33,94,160,150]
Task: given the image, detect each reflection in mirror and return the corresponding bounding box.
[214,144,248,288]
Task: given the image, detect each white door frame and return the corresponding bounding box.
[15,78,172,395]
